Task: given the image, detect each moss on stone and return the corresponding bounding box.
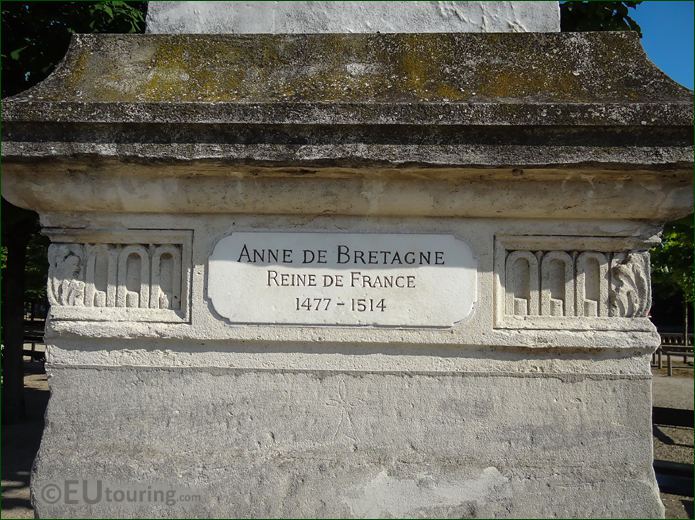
[5,32,691,126]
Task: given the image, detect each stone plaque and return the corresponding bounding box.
[208,232,477,327]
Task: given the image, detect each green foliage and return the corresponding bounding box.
[1,1,147,98]
[1,1,147,304]
[651,215,694,304]
[560,1,643,37]
[23,233,50,301]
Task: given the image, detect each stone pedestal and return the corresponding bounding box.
[2,32,692,518]
[145,1,560,34]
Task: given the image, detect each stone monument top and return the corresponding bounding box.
[145,1,561,34]
[4,31,691,223]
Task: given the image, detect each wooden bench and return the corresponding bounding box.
[23,320,46,361]
[663,346,694,376]
[653,333,694,375]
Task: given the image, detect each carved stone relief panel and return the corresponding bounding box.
[494,236,653,331]
[45,229,192,322]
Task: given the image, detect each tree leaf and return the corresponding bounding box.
[9,45,28,60]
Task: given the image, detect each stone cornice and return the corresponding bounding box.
[2,32,692,219]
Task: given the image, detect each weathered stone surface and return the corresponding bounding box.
[3,33,690,122]
[3,164,691,220]
[145,1,561,34]
[34,366,660,518]
[25,212,672,518]
[3,33,692,220]
[2,30,692,519]
[35,215,662,349]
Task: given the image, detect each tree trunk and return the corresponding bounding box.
[2,234,31,423]
[1,201,38,424]
[685,300,689,347]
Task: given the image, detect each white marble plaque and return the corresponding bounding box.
[208,232,477,327]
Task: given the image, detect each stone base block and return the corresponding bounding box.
[32,365,662,518]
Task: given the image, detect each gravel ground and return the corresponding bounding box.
[653,369,695,410]
[652,365,694,520]
[2,367,48,519]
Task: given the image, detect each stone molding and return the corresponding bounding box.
[3,33,691,221]
[44,229,192,323]
[494,235,653,331]
[3,165,691,221]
